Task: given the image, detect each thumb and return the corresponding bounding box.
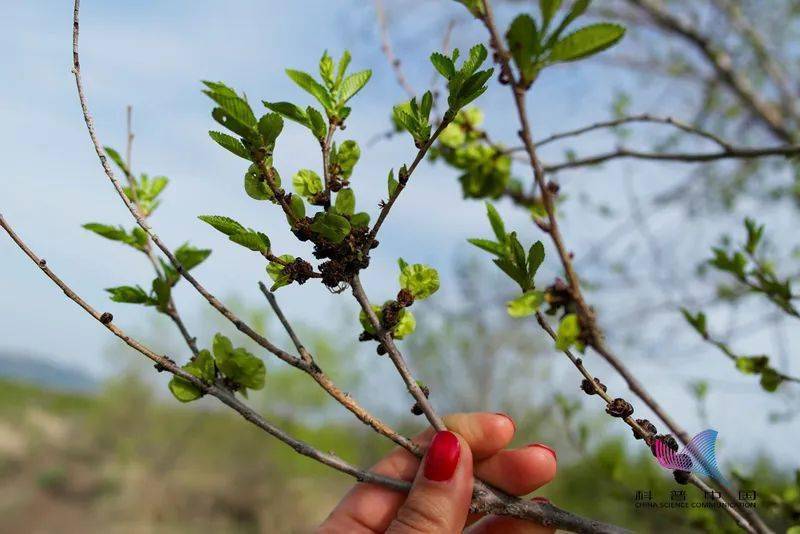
[388,430,474,533]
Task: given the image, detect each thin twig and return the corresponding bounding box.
[258,282,313,364]
[350,274,444,431]
[525,113,734,151]
[543,143,800,173]
[366,118,451,249]
[374,0,416,99]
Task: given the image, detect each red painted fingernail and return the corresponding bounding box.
[424,431,461,482]
[495,412,516,433]
[532,496,551,504]
[528,443,557,461]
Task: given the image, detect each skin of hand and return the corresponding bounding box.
[318,412,558,533]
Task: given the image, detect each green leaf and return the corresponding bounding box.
[735,356,770,375]
[350,212,370,228]
[198,215,246,237]
[759,368,782,392]
[680,308,707,337]
[202,81,256,127]
[257,113,284,145]
[555,313,581,351]
[168,375,203,402]
[468,238,504,257]
[527,241,545,277]
[393,309,416,339]
[507,290,545,318]
[485,203,506,243]
[263,101,311,128]
[388,169,399,197]
[548,0,591,45]
[430,52,456,79]
[335,188,356,215]
[549,23,626,63]
[306,106,328,139]
[267,254,295,291]
[339,70,372,103]
[151,276,172,311]
[397,258,410,271]
[336,140,360,179]
[292,169,324,199]
[82,223,136,246]
[336,50,352,86]
[285,69,333,111]
[744,218,764,256]
[454,0,485,18]
[209,131,250,160]
[288,195,306,223]
[310,212,351,243]
[319,51,335,89]
[230,231,270,253]
[106,285,152,305]
[506,14,539,83]
[175,243,211,271]
[539,0,563,28]
[399,263,440,300]
[211,107,257,140]
[104,146,130,175]
[244,164,279,201]
[212,334,265,391]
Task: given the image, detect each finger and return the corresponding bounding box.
[319,413,514,533]
[443,412,516,460]
[388,430,474,533]
[473,443,557,495]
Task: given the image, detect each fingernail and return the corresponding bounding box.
[532,496,551,504]
[528,443,557,461]
[495,412,516,433]
[424,430,461,482]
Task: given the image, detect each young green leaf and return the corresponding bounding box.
[507,290,545,318]
[388,169,399,197]
[759,368,782,392]
[175,243,211,271]
[104,146,130,176]
[350,212,370,228]
[506,14,539,84]
[292,169,324,199]
[399,263,440,300]
[310,212,351,243]
[229,231,270,253]
[319,51,335,89]
[106,285,153,305]
[467,238,504,257]
[263,101,311,129]
[339,70,372,103]
[306,106,328,139]
[198,215,247,237]
[267,254,296,290]
[735,355,769,375]
[288,195,306,223]
[430,52,456,79]
[555,313,581,351]
[285,69,333,111]
[334,188,356,216]
[548,23,626,63]
[209,131,251,160]
[485,202,506,243]
[680,308,708,337]
[336,140,360,179]
[212,333,266,391]
[257,113,284,145]
[527,241,545,277]
[244,164,279,201]
[539,0,564,29]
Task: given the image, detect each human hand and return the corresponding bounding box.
[319,412,558,533]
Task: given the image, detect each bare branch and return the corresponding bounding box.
[374,0,416,98]
[624,0,794,143]
[543,143,800,173]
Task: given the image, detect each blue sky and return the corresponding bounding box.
[2,1,798,465]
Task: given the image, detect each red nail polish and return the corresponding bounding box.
[424,431,461,481]
[495,412,516,433]
[532,496,551,504]
[529,443,557,461]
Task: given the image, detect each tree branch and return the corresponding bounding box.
[374,0,416,99]
[477,1,772,531]
[623,0,794,143]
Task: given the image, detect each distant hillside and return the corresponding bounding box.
[0,351,97,392]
